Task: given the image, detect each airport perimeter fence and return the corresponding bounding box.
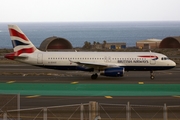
[1,96,180,120]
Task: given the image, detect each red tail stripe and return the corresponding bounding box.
[16,47,35,56]
[4,47,35,60]
[4,52,16,60]
[9,28,29,41]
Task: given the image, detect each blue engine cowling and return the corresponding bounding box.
[100,67,124,77]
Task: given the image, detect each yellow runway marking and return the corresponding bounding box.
[7,81,15,84]
[138,82,144,84]
[173,96,180,98]
[105,96,113,99]
[26,95,40,98]
[71,81,79,84]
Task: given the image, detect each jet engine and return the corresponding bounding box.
[100,67,124,77]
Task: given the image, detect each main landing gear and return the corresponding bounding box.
[91,72,155,80]
[91,73,98,80]
[150,71,155,80]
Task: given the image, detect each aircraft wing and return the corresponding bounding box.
[70,60,123,70]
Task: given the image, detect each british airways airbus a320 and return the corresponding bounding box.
[5,25,176,79]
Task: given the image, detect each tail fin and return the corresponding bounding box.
[8,25,38,53]
[5,25,39,60]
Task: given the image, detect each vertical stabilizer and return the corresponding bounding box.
[5,25,39,60]
[8,25,38,53]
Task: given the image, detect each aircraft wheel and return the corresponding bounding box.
[150,75,155,80]
[91,74,98,80]
[150,71,155,80]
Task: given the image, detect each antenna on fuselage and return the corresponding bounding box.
[149,45,151,53]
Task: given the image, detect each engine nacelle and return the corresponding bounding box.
[100,67,124,77]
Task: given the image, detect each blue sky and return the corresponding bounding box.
[1,0,180,22]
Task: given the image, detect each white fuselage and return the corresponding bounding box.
[16,50,176,71]
[7,24,176,79]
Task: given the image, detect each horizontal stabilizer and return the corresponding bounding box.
[4,52,28,60]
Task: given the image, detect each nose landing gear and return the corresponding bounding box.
[150,71,155,80]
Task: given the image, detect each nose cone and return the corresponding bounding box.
[171,60,176,67]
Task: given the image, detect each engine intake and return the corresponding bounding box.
[100,67,124,77]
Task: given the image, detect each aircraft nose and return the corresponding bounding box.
[171,60,176,67]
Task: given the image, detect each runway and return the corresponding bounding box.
[0,64,179,84]
[0,64,180,109]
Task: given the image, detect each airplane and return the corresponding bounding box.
[5,25,176,80]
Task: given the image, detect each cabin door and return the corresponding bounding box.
[150,54,156,65]
[37,53,43,64]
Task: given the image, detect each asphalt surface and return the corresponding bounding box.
[0,64,180,109]
[0,64,179,84]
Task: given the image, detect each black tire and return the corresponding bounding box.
[91,74,98,80]
[150,75,155,80]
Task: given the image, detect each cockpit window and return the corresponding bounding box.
[161,57,169,60]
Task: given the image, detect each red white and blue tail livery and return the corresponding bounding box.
[5,25,176,80]
[5,25,39,60]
